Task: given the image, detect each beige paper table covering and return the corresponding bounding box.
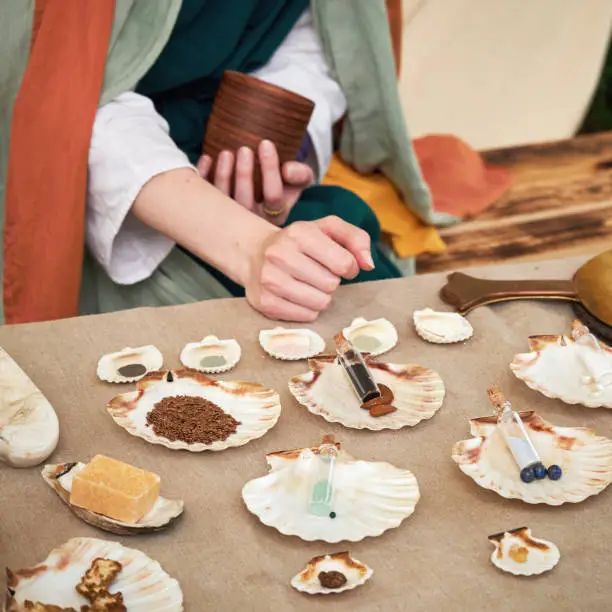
[1,256,611,610]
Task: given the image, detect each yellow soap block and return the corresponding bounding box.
[70,455,160,524]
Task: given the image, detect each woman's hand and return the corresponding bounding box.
[243,215,375,322]
[197,140,314,226]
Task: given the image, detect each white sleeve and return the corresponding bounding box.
[249,9,347,180]
[87,92,197,285]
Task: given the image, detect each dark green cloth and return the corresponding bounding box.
[580,37,612,133]
[137,0,308,163]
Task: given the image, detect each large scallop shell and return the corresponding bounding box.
[107,369,281,452]
[179,335,241,373]
[510,326,612,408]
[288,355,445,430]
[452,411,612,505]
[4,537,183,611]
[41,462,184,536]
[242,438,420,542]
[259,327,325,360]
[97,345,163,383]
[341,317,398,356]
[0,347,59,468]
[413,308,473,344]
[291,552,373,595]
[488,527,560,576]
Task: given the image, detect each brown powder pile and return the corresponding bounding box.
[146,395,240,445]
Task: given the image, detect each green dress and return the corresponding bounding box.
[136,0,401,295]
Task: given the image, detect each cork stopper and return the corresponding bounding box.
[571,319,589,340]
[487,385,510,416]
[333,332,350,353]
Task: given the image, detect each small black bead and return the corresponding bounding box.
[533,462,547,480]
[329,512,337,519]
[520,466,535,483]
[547,465,563,481]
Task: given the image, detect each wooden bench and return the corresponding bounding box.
[416,132,612,274]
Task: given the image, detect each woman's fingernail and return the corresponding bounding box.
[261,140,275,156]
[239,147,251,161]
[361,250,375,269]
[219,150,231,164]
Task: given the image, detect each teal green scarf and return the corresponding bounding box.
[137,0,308,163]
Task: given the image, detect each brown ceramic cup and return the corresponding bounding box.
[202,70,315,203]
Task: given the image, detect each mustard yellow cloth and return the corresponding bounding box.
[322,155,446,258]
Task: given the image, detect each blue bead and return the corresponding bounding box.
[547,465,563,480]
[533,463,547,480]
[520,466,535,483]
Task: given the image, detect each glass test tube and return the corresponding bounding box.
[308,441,337,516]
[334,334,381,404]
[497,401,541,470]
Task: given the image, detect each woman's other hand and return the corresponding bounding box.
[197,139,314,226]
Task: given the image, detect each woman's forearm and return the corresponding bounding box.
[132,168,277,286]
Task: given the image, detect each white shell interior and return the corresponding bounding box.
[242,447,420,542]
[413,308,474,344]
[490,528,560,576]
[0,347,59,468]
[259,327,325,360]
[42,462,184,531]
[291,553,373,595]
[342,317,398,356]
[97,345,164,383]
[452,413,612,505]
[179,335,241,373]
[511,336,612,408]
[289,359,445,430]
[107,373,281,452]
[8,537,183,611]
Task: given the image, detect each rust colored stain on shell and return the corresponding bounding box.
[558,435,577,451]
[268,437,341,462]
[301,552,364,582]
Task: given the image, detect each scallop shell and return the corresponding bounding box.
[97,345,163,383]
[288,355,445,430]
[451,411,612,504]
[179,335,241,373]
[413,308,473,344]
[107,369,281,452]
[259,327,325,360]
[41,462,184,535]
[4,537,183,611]
[341,317,398,356]
[291,552,373,595]
[510,325,612,408]
[488,527,560,576]
[242,438,420,542]
[0,347,59,468]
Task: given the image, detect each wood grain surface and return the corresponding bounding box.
[417,132,612,273]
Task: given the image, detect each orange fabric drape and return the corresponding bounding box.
[3,0,115,323]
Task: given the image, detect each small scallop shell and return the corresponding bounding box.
[242,438,420,542]
[41,462,184,535]
[413,308,473,344]
[510,323,612,408]
[259,327,325,360]
[451,411,612,505]
[107,369,281,452]
[5,537,183,611]
[179,335,241,373]
[97,345,163,383]
[289,356,445,430]
[342,317,398,356]
[291,552,373,595]
[488,527,560,576]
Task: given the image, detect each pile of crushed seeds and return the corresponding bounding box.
[146,395,240,445]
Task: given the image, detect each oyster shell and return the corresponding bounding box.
[259,327,325,360]
[341,317,398,356]
[288,355,445,430]
[41,462,184,535]
[488,527,560,576]
[291,552,373,595]
[413,308,473,344]
[0,347,59,468]
[97,345,163,383]
[179,335,241,373]
[452,411,612,504]
[107,369,281,452]
[242,437,420,542]
[510,322,612,408]
[4,537,183,611]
